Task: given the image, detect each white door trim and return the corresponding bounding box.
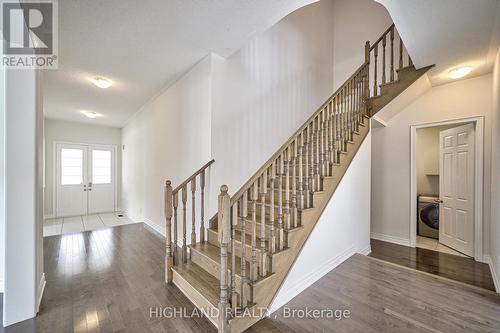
[53,141,118,218]
[410,116,484,262]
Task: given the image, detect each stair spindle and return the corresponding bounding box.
[373,44,378,95]
[231,203,238,308]
[191,178,196,250]
[297,133,304,211]
[269,164,276,254]
[173,191,178,264]
[277,155,284,250]
[250,183,258,281]
[291,140,298,228]
[390,26,394,82]
[200,170,205,243]
[240,192,249,306]
[399,38,403,70]
[165,180,173,283]
[259,173,268,277]
[181,185,187,263]
[382,35,386,85]
[304,127,310,208]
[285,147,291,231]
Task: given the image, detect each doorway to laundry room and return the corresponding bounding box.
[412,118,483,259]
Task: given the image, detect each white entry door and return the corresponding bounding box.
[88,146,115,214]
[56,143,116,217]
[439,123,475,256]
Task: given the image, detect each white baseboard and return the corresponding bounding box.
[484,255,499,293]
[371,232,411,247]
[358,244,372,255]
[43,214,54,220]
[143,218,166,237]
[37,273,46,312]
[269,245,356,314]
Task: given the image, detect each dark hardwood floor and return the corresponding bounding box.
[2,224,499,332]
[369,239,496,291]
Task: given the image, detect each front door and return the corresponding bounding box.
[56,143,115,217]
[439,123,475,256]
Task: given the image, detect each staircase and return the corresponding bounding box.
[163,24,432,333]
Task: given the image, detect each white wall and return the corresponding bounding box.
[371,74,493,253]
[209,0,335,215]
[4,67,44,326]
[44,119,122,217]
[0,48,5,293]
[491,48,500,290]
[122,56,212,237]
[332,0,392,90]
[271,132,371,312]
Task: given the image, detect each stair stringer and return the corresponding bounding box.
[269,130,371,312]
[228,120,371,333]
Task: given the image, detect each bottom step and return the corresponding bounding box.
[172,262,220,329]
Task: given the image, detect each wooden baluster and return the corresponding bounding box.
[217,185,230,332]
[277,155,284,250]
[181,185,187,263]
[200,170,206,243]
[191,178,196,249]
[231,203,238,309]
[309,122,315,197]
[319,110,325,180]
[373,44,378,95]
[399,38,403,69]
[285,147,291,231]
[315,116,320,191]
[342,88,347,152]
[382,35,386,85]
[259,173,268,277]
[173,191,178,264]
[327,102,333,176]
[269,163,276,254]
[356,74,361,131]
[250,183,258,281]
[348,81,352,142]
[335,96,340,163]
[298,133,304,211]
[390,26,394,82]
[291,140,298,228]
[240,192,248,306]
[304,127,310,208]
[164,180,173,283]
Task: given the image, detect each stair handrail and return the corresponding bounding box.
[164,159,215,283]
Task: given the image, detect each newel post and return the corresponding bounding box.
[164,180,174,283]
[218,185,231,333]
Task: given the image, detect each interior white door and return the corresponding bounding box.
[439,123,475,256]
[88,146,115,214]
[56,144,88,217]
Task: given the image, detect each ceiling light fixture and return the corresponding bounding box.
[449,67,472,79]
[80,110,101,119]
[92,77,112,89]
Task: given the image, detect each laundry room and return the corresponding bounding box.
[415,123,475,257]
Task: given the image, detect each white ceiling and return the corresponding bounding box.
[376,0,500,86]
[43,0,317,127]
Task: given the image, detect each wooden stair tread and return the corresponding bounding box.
[191,242,249,275]
[172,261,220,307]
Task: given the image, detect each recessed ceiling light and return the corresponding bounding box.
[92,77,112,89]
[449,67,472,79]
[80,110,101,119]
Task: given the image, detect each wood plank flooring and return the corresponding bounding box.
[2,224,499,332]
[369,239,496,291]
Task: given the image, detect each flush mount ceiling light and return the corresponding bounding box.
[80,110,101,119]
[92,77,112,89]
[449,67,472,79]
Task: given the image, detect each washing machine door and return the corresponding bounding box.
[420,203,439,229]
